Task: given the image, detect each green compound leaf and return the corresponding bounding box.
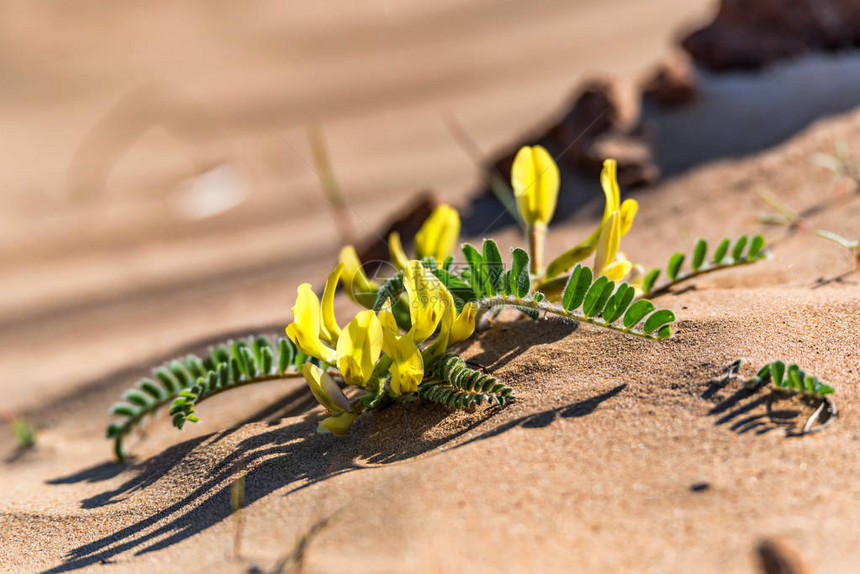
[421,353,514,408]
[752,361,835,398]
[641,235,768,297]
[107,335,306,461]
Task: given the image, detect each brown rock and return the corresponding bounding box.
[683,0,860,71]
[589,132,660,188]
[642,57,697,107]
[548,79,624,158]
[488,78,658,195]
[755,538,810,574]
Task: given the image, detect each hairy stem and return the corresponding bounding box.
[528,222,546,276]
[476,295,662,340]
[640,258,763,300]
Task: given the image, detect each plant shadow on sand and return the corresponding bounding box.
[702,375,814,436]
[44,401,492,573]
[44,317,622,573]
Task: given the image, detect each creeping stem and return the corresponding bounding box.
[475,295,663,340]
[528,222,547,276]
[637,258,764,300]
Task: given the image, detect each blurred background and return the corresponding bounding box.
[0,0,713,411]
[3,0,860,413]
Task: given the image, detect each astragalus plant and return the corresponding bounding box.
[107,146,769,459]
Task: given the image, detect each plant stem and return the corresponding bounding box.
[476,295,662,340]
[528,222,546,276]
[640,258,764,300]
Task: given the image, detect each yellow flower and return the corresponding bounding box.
[318,411,358,436]
[511,145,560,227]
[423,293,478,363]
[402,260,448,343]
[286,284,336,364]
[414,204,461,261]
[592,160,636,280]
[319,262,344,345]
[336,310,383,387]
[593,212,632,280]
[448,301,477,345]
[338,245,378,309]
[543,158,638,280]
[301,362,352,413]
[600,159,638,235]
[379,308,424,395]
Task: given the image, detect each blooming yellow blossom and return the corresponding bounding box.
[600,159,638,235]
[593,160,637,280]
[511,145,559,228]
[402,260,448,343]
[285,284,337,364]
[414,204,461,261]
[543,158,638,280]
[593,211,632,280]
[379,308,424,395]
[336,310,383,387]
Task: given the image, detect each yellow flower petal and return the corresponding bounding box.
[285,284,336,364]
[336,310,383,387]
[511,145,560,227]
[414,204,461,261]
[378,304,400,337]
[594,211,621,277]
[383,334,424,396]
[619,199,638,236]
[388,232,410,270]
[449,301,477,345]
[338,245,378,309]
[301,362,351,413]
[317,411,357,436]
[403,260,447,343]
[602,260,632,281]
[600,159,621,221]
[319,263,344,345]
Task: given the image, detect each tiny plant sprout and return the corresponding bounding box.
[815,230,860,271]
[812,140,860,189]
[755,188,802,229]
[12,417,36,450]
[743,361,837,436]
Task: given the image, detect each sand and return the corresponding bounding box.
[2,2,860,573]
